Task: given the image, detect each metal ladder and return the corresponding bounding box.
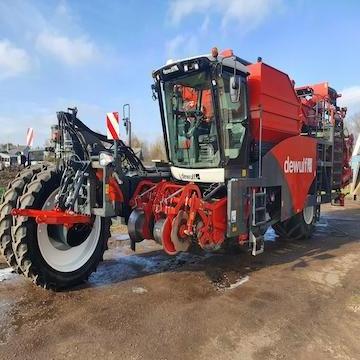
[250,189,266,255]
[316,143,324,193]
[252,189,267,226]
[332,132,343,189]
[315,123,335,203]
[203,182,223,200]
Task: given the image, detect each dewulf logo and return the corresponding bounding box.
[180,173,200,180]
[284,157,313,174]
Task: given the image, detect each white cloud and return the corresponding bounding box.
[0,1,47,36]
[168,0,283,31]
[0,39,31,79]
[165,34,199,60]
[0,101,106,146]
[200,16,210,33]
[0,2,101,67]
[166,35,185,59]
[169,0,213,25]
[55,0,70,17]
[220,0,283,29]
[36,32,98,65]
[338,86,360,115]
[0,112,54,146]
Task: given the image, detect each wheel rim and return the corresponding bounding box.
[170,210,191,252]
[37,189,101,272]
[303,206,315,225]
[153,218,177,255]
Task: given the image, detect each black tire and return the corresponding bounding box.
[0,165,44,271]
[272,205,316,240]
[12,167,111,290]
[272,221,289,238]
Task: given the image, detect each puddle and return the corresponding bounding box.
[89,245,211,287]
[316,218,329,227]
[0,293,58,345]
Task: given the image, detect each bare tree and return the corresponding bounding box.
[148,137,166,161]
[131,135,142,148]
[129,134,166,162]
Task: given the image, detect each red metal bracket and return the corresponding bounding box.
[11,208,91,227]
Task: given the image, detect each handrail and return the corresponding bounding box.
[250,106,263,178]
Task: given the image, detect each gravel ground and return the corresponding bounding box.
[0,202,359,360]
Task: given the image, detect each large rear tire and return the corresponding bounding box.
[0,165,44,271]
[272,205,316,240]
[12,167,111,290]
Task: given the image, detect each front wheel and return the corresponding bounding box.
[12,167,110,290]
[0,165,45,271]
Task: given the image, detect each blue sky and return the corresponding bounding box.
[0,0,359,146]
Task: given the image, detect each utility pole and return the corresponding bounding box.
[122,104,131,148]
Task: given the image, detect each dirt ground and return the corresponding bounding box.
[0,202,359,360]
[0,167,20,191]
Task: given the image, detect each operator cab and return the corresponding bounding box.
[152,48,250,183]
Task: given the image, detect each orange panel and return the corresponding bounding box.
[270,136,317,214]
[247,62,301,143]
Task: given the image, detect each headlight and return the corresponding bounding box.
[99,152,114,166]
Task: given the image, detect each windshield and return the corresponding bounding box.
[162,71,220,168]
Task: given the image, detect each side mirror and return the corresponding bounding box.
[151,84,158,100]
[230,76,240,103]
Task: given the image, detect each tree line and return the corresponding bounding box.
[131,136,167,163]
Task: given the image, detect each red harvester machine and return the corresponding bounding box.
[1,48,353,289]
[130,48,353,255]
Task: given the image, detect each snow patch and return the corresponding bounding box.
[0,268,17,282]
[113,234,130,241]
[228,275,250,290]
[132,286,148,294]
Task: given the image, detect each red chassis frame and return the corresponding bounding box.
[11,208,91,228]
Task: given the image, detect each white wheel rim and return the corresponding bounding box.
[37,189,101,273]
[303,206,315,225]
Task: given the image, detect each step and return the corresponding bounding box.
[249,232,264,256]
[252,220,267,227]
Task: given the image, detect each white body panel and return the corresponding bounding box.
[170,166,225,183]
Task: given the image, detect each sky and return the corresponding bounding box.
[0,0,360,146]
